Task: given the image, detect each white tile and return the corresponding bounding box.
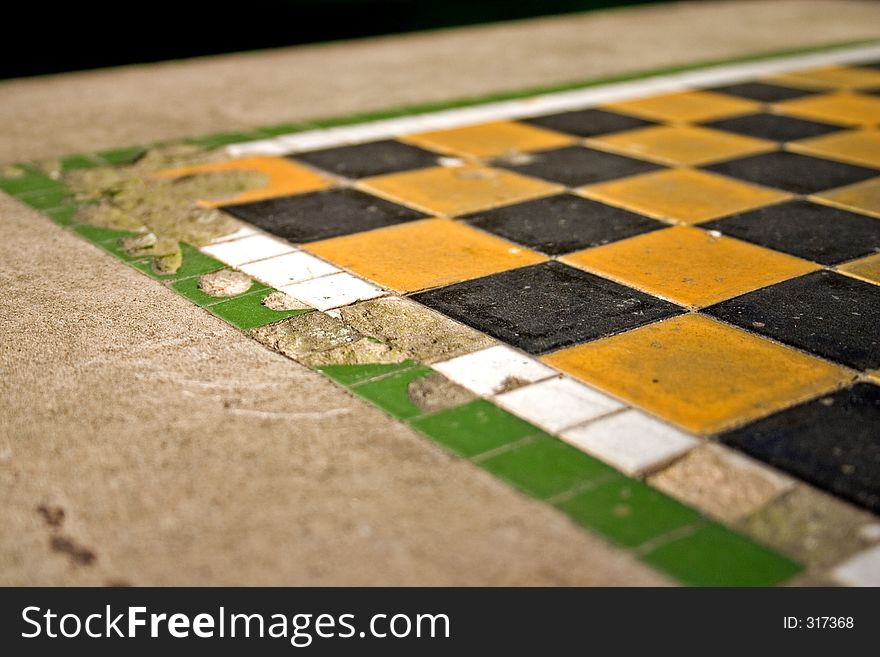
[832,545,880,587]
[225,138,291,157]
[207,226,258,245]
[331,122,404,145]
[280,272,384,311]
[278,130,356,153]
[431,345,555,396]
[200,234,295,267]
[240,252,339,288]
[495,376,624,433]
[561,410,699,477]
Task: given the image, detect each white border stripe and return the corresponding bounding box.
[226,43,880,157]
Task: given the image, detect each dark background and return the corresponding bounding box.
[3,0,664,79]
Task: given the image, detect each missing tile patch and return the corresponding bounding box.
[63,145,267,274]
[648,445,793,523]
[339,296,495,363]
[248,311,403,366]
[737,485,879,569]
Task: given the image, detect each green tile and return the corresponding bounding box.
[209,289,311,330]
[350,365,436,420]
[73,224,141,243]
[410,399,542,458]
[16,188,74,210]
[319,360,420,387]
[60,154,102,171]
[479,437,621,500]
[641,523,801,587]
[94,146,146,166]
[557,479,701,549]
[186,131,262,149]
[0,166,61,195]
[257,122,314,138]
[44,206,79,226]
[170,275,270,307]
[130,243,224,281]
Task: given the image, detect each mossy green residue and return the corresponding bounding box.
[61,144,268,274]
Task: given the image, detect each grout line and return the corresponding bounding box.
[632,522,706,559]
[468,433,546,465]
[545,472,622,506]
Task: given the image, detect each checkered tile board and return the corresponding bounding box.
[7,58,880,586]
[220,64,880,507]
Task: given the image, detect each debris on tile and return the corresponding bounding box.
[260,290,310,311]
[198,269,255,298]
[406,372,476,414]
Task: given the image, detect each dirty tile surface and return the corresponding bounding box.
[462,194,664,256]
[20,57,880,588]
[413,261,681,354]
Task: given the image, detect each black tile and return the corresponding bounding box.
[705,270,880,370]
[702,200,880,265]
[719,383,880,514]
[704,151,880,194]
[463,194,663,256]
[521,109,654,138]
[290,140,440,178]
[863,87,880,97]
[493,146,660,187]
[702,113,843,142]
[705,82,819,103]
[221,188,426,243]
[412,261,682,355]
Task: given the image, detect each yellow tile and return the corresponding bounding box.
[561,226,818,307]
[868,370,880,385]
[602,90,760,124]
[775,92,880,127]
[401,121,575,159]
[154,156,331,207]
[587,125,775,166]
[812,177,880,219]
[358,164,563,217]
[542,314,850,435]
[579,168,790,225]
[837,252,880,286]
[765,65,880,90]
[789,129,880,169]
[305,218,546,293]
